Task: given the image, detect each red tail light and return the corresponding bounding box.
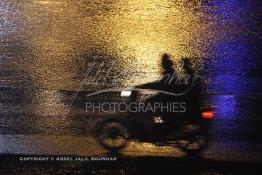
[202,111,215,119]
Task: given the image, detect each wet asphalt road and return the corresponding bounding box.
[0,87,262,163]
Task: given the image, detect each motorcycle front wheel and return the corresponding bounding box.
[96,120,130,152]
[177,124,209,155]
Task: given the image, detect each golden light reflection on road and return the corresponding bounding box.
[109,0,211,84]
[124,141,186,157]
[20,0,214,89]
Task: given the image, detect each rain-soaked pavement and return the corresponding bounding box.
[1,0,262,174]
[0,89,262,163]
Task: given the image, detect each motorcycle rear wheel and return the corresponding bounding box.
[97,120,130,152]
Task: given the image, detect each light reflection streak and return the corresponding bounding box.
[21,0,214,90]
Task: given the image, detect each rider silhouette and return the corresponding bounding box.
[134,53,203,136]
[136,53,182,120]
[181,57,202,114]
[136,53,178,91]
[136,54,202,117]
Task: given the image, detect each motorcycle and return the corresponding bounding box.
[95,87,214,154]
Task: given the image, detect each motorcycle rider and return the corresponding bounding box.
[136,53,179,92]
[135,53,202,131]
